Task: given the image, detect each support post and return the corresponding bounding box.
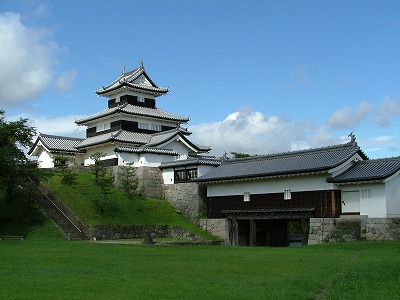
[249,219,256,247]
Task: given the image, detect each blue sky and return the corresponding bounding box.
[1,0,399,158]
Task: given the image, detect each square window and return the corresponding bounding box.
[244,192,250,202]
[284,189,291,200]
[361,189,371,198]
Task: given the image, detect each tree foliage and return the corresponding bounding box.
[92,175,115,214]
[230,152,252,158]
[117,164,139,199]
[52,152,77,185]
[0,110,37,202]
[221,151,253,160]
[89,152,106,182]
[88,152,115,213]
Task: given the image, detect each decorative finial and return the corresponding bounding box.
[139,58,144,69]
[348,131,356,142]
[122,67,125,74]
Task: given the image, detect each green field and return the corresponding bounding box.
[1,240,399,299]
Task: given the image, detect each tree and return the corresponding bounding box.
[230,152,252,158]
[117,164,139,199]
[52,152,77,185]
[221,151,253,160]
[92,175,114,214]
[89,152,106,182]
[88,151,115,213]
[0,110,37,202]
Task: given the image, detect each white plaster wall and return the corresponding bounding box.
[138,154,176,167]
[162,168,175,184]
[37,149,54,168]
[83,145,117,166]
[361,184,386,217]
[340,183,387,217]
[207,173,331,197]
[341,190,360,213]
[37,149,83,168]
[385,174,400,217]
[160,140,189,159]
[118,152,140,166]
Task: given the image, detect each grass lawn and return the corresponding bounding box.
[1,240,399,299]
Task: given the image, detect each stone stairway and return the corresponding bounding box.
[37,184,89,241]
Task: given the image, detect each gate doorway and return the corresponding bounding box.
[230,218,308,247]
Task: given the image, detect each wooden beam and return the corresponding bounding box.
[249,219,256,247]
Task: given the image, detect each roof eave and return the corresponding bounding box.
[196,169,328,183]
[96,82,168,97]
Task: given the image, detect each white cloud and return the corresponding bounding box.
[9,113,86,138]
[190,109,342,157]
[374,96,400,127]
[0,12,58,104]
[327,101,372,129]
[367,135,397,144]
[56,70,79,91]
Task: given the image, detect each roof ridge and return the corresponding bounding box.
[223,141,358,164]
[104,67,142,90]
[39,133,84,141]
[356,156,400,163]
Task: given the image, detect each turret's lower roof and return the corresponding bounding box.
[75,103,189,125]
[328,157,400,183]
[28,133,85,155]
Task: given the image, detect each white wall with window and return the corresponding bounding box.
[386,174,400,217]
[340,183,386,217]
[206,173,331,197]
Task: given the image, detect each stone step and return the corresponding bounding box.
[37,192,88,241]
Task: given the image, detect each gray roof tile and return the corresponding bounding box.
[28,133,84,154]
[75,128,211,154]
[96,66,168,96]
[114,146,179,155]
[75,103,189,124]
[76,130,151,149]
[159,156,221,168]
[328,157,400,183]
[195,142,366,182]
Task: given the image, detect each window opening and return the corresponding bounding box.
[284,189,291,200]
[244,192,250,202]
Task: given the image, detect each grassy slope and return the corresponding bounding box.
[41,170,217,240]
[0,240,399,299]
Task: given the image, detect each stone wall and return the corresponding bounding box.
[199,218,229,244]
[163,182,207,224]
[89,224,204,241]
[308,216,400,245]
[136,166,164,198]
[110,166,164,198]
